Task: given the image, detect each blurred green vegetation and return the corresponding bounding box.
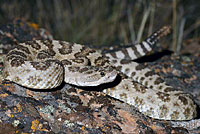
[0,0,199,53]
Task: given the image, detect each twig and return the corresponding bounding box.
[177,18,186,54]
[172,0,177,53]
[148,0,155,35]
[137,7,150,42]
[128,5,136,44]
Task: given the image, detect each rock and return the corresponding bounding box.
[0,20,199,133]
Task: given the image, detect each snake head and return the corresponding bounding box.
[64,66,118,86]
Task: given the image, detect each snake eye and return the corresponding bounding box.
[100,72,105,77]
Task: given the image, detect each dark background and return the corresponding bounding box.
[0,0,199,53]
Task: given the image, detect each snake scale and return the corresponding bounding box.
[2,26,197,120]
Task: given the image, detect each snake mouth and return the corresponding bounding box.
[75,70,118,87]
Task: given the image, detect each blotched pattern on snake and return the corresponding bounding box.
[2,26,197,120]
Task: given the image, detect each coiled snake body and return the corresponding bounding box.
[2,26,197,120]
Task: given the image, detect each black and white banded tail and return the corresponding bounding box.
[105,26,171,60]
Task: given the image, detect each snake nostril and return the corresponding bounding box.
[100,72,105,77]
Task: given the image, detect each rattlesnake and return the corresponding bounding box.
[2,26,197,120]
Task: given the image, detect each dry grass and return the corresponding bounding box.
[0,0,199,53]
